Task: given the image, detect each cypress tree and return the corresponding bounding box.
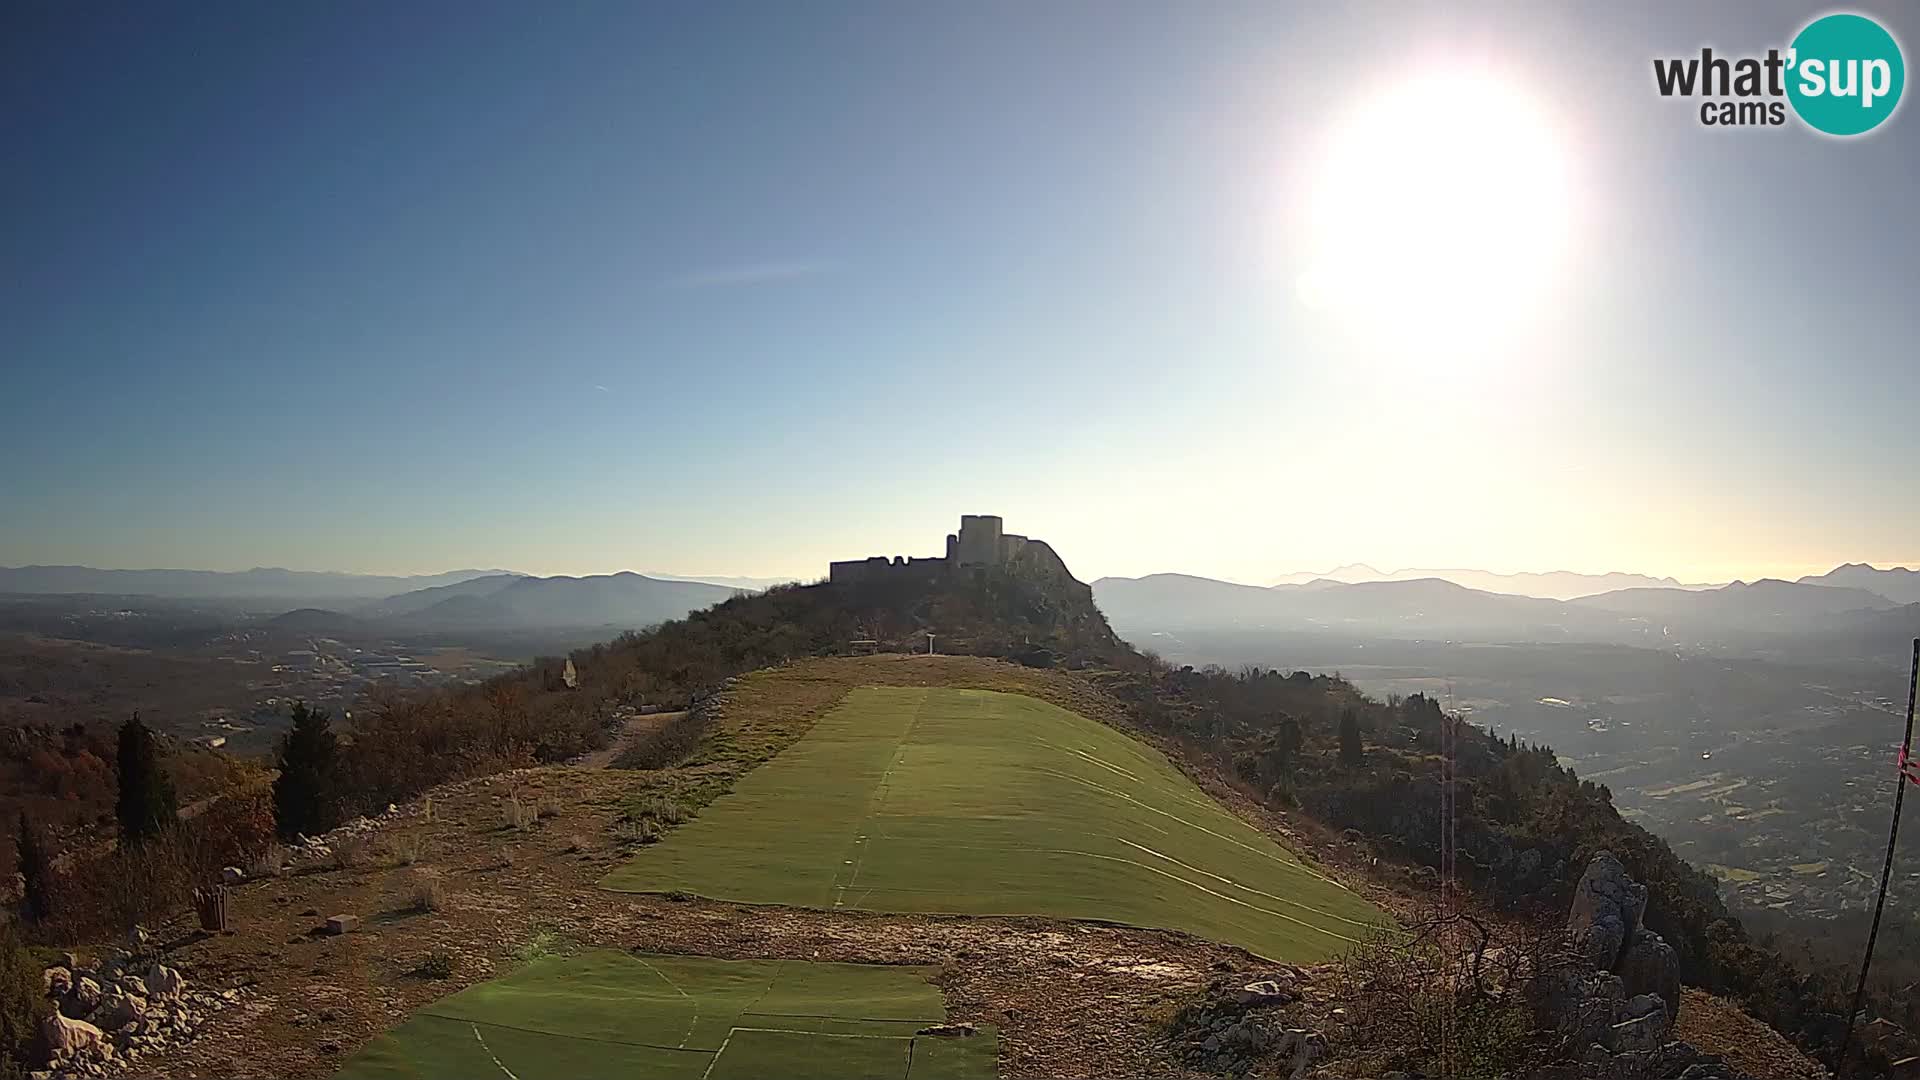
[1338,707,1364,765]
[274,701,342,839]
[15,811,52,925]
[115,714,178,844]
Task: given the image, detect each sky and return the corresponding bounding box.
[4,1,1918,586]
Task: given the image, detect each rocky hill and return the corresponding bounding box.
[9,540,1895,1079]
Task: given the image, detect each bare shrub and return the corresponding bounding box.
[389,833,429,867]
[501,792,534,832]
[331,834,370,871]
[406,868,445,914]
[246,842,289,879]
[1329,913,1568,1078]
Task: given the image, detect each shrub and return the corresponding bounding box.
[1330,916,1565,1078]
[406,869,445,914]
[330,835,370,871]
[611,710,714,770]
[45,827,198,943]
[500,792,536,832]
[0,923,50,1077]
[245,842,288,880]
[194,787,277,870]
[511,926,569,964]
[412,948,457,980]
[389,833,428,867]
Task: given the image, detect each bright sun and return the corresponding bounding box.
[1296,68,1576,358]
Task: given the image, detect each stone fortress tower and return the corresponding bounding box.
[830,514,1069,586]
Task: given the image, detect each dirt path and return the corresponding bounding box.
[571,710,684,769]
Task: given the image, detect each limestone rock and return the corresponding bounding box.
[93,991,148,1033]
[1567,852,1646,970]
[325,914,359,935]
[41,1012,107,1055]
[1614,930,1680,1022]
[1604,1009,1668,1053]
[43,966,72,999]
[1229,979,1295,1007]
[144,963,186,998]
[60,976,102,1020]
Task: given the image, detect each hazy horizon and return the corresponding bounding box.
[2,547,1909,592]
[6,2,1917,587]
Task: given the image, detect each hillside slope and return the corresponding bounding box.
[604,685,1386,961]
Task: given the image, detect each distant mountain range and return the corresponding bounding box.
[262,573,743,634]
[1264,564,1715,600]
[378,573,740,630]
[1567,578,1897,620]
[0,565,514,600]
[1093,571,1910,646]
[1796,563,1920,605]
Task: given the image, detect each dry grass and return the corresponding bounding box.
[246,843,289,880]
[501,792,535,832]
[388,833,429,867]
[405,869,445,914]
[331,835,371,871]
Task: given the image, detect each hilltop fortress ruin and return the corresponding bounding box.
[829,514,1079,587]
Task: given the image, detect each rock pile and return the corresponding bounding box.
[33,953,245,1080]
[1167,968,1326,1079]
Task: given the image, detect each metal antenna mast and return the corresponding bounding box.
[1837,638,1920,1070]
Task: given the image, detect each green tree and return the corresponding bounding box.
[1339,707,1364,766]
[115,714,178,844]
[15,812,52,926]
[0,921,48,1077]
[274,701,342,839]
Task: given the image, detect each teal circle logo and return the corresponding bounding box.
[1787,13,1905,136]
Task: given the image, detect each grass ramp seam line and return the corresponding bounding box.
[471,1023,524,1080]
[414,1013,713,1055]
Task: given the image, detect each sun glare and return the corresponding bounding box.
[1296,68,1577,360]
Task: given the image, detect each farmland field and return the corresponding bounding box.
[603,686,1388,961]
[333,950,994,1080]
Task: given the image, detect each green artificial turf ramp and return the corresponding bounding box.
[332,951,995,1080]
[603,686,1388,961]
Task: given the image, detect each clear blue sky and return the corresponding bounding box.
[4,1,1916,584]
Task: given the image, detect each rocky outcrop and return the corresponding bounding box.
[1526,853,1753,1080]
[33,951,249,1080]
[1166,968,1325,1079]
[1614,931,1680,1023]
[1568,852,1648,970]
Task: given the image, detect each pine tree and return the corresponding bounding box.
[15,811,52,925]
[115,713,178,844]
[273,701,342,839]
[1338,707,1363,766]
